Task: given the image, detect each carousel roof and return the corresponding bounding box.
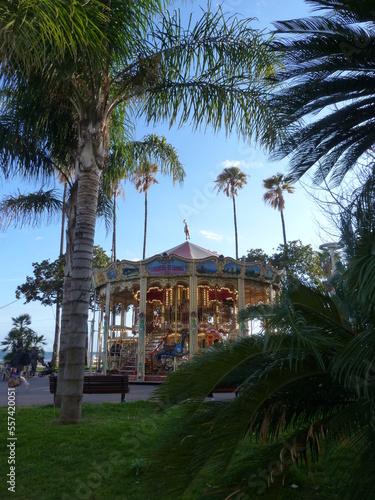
[164,242,219,260]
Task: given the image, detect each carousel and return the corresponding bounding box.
[92,241,283,381]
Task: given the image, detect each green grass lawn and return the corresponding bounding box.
[0,402,162,499]
[0,402,351,499]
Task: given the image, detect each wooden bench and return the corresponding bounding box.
[49,375,129,403]
[213,385,237,393]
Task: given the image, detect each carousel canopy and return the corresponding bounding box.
[164,242,219,260]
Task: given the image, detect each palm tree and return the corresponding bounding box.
[263,172,294,249]
[1,3,281,423]
[130,136,185,260]
[132,162,159,260]
[148,282,374,498]
[269,1,375,186]
[214,167,247,259]
[1,314,46,363]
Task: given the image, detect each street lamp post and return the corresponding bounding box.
[319,242,343,274]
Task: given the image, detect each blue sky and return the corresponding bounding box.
[0,0,338,350]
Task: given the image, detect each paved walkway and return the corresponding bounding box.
[0,376,159,407]
[0,376,235,407]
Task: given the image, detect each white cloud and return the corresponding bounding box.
[131,257,141,262]
[35,236,44,241]
[200,230,223,241]
[220,159,264,170]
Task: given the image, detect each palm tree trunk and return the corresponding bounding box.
[59,165,100,423]
[59,118,103,423]
[280,210,288,254]
[143,191,148,260]
[55,181,77,407]
[51,181,67,368]
[112,189,117,262]
[232,196,238,260]
[112,190,117,324]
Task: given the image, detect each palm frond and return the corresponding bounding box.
[96,185,114,236]
[0,0,109,76]
[0,189,62,230]
[268,4,375,185]
[128,134,185,185]
[150,341,357,497]
[153,337,265,407]
[133,6,280,148]
[239,280,353,372]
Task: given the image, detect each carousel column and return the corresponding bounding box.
[121,300,125,327]
[137,276,147,381]
[189,272,198,357]
[102,283,110,373]
[97,303,104,371]
[88,290,96,375]
[238,277,246,338]
[269,285,276,304]
[161,289,165,325]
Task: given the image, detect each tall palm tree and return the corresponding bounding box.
[0,79,81,374]
[269,0,375,186]
[110,181,125,264]
[1,3,281,423]
[130,136,185,260]
[214,167,247,259]
[132,162,159,260]
[263,172,294,248]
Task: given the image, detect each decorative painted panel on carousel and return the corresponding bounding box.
[146,259,189,276]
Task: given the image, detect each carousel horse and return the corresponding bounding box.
[154,332,189,362]
[184,219,190,240]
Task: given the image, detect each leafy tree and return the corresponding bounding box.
[263,172,294,248]
[240,248,270,264]
[269,0,375,186]
[242,240,327,289]
[1,314,46,363]
[272,240,327,289]
[1,2,280,423]
[92,246,112,271]
[214,167,248,259]
[16,258,65,307]
[15,246,111,308]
